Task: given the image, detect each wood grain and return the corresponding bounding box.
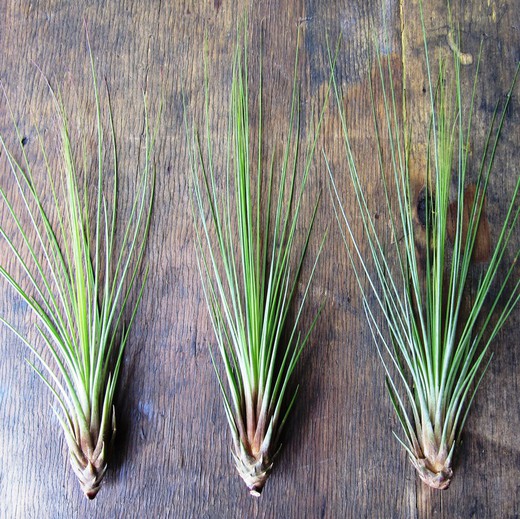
[0,0,518,517]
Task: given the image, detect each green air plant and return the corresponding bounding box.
[0,45,157,499]
[326,8,520,489]
[187,28,326,496]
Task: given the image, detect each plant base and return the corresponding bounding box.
[234,451,273,496]
[412,456,453,490]
[70,450,108,499]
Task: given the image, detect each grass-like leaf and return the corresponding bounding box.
[187,26,327,495]
[327,5,520,489]
[0,41,157,499]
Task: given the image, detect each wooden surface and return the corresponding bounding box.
[0,0,519,517]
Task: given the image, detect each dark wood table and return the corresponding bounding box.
[1,1,518,517]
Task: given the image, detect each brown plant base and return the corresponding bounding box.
[234,450,273,496]
[71,451,107,499]
[413,456,453,490]
[68,410,115,499]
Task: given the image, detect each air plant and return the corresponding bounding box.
[327,6,520,489]
[0,44,157,498]
[187,27,326,496]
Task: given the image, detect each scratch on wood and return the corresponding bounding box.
[298,16,312,27]
[447,30,473,65]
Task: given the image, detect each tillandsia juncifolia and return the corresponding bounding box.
[0,36,158,498]
[326,2,520,489]
[186,24,328,495]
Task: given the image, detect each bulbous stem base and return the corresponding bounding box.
[234,450,273,497]
[412,453,453,490]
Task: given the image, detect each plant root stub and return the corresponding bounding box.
[414,457,453,490]
[71,451,108,499]
[235,452,273,497]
